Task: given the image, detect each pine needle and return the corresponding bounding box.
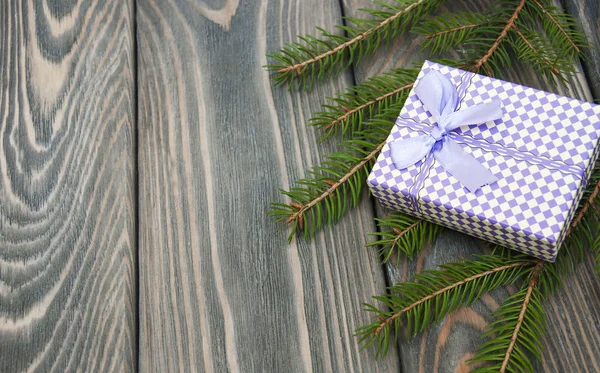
[356,255,535,357]
[265,0,446,88]
[470,261,546,373]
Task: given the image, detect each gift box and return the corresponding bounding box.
[367,61,600,261]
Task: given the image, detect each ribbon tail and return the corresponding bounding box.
[434,139,498,192]
[390,135,434,170]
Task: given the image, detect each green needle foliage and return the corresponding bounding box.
[368,213,444,261]
[594,236,600,278]
[413,0,586,83]
[266,0,446,89]
[356,254,536,358]
[414,12,493,54]
[470,263,546,373]
[269,106,400,240]
[311,68,418,139]
[267,0,598,370]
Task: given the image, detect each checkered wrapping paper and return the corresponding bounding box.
[367,61,600,261]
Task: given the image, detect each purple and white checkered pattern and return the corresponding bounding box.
[368,61,600,261]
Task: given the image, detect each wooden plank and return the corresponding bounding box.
[563,0,600,99]
[341,0,600,371]
[137,0,398,371]
[0,0,136,372]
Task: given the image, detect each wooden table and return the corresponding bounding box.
[1,0,599,371]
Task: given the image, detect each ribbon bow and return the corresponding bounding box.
[390,70,503,192]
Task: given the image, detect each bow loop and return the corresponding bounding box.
[414,70,459,122]
[390,70,503,192]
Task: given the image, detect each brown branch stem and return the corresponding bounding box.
[532,0,580,53]
[374,261,533,334]
[278,0,429,75]
[325,83,414,130]
[567,178,600,235]
[390,220,421,248]
[512,25,559,74]
[472,0,526,72]
[427,23,480,39]
[500,260,544,373]
[288,141,386,223]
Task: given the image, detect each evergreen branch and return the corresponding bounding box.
[270,107,401,240]
[500,261,543,373]
[375,262,530,334]
[357,255,535,357]
[428,24,479,39]
[414,12,492,54]
[289,142,385,223]
[511,25,559,75]
[567,178,600,236]
[266,0,445,88]
[276,1,422,75]
[368,213,443,261]
[389,220,421,249]
[471,261,546,373]
[472,0,526,73]
[311,68,417,138]
[323,83,413,132]
[531,0,580,54]
[593,236,600,278]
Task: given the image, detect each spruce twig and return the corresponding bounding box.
[568,179,600,236]
[277,1,427,75]
[531,0,580,53]
[374,262,533,334]
[500,261,544,373]
[311,68,417,138]
[368,214,443,261]
[266,0,446,88]
[511,25,559,75]
[356,255,536,357]
[286,142,384,227]
[323,83,413,132]
[470,261,546,372]
[472,0,526,72]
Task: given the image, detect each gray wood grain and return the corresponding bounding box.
[342,0,600,371]
[137,0,397,371]
[563,0,600,99]
[0,0,136,372]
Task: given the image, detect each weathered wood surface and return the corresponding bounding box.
[563,0,600,99]
[0,0,136,372]
[2,0,599,372]
[342,0,600,372]
[137,0,396,371]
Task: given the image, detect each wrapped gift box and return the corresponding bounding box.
[367,61,600,261]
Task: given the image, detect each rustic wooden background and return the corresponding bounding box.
[1,0,599,372]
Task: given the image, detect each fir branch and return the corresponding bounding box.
[414,12,492,54]
[288,142,384,225]
[356,255,535,357]
[593,236,600,278]
[472,0,526,73]
[511,25,559,75]
[367,213,443,261]
[311,68,417,138]
[501,261,543,372]
[266,0,445,88]
[568,178,600,236]
[270,107,401,240]
[471,261,546,373]
[531,0,580,54]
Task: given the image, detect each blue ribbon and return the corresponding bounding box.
[390,70,503,193]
